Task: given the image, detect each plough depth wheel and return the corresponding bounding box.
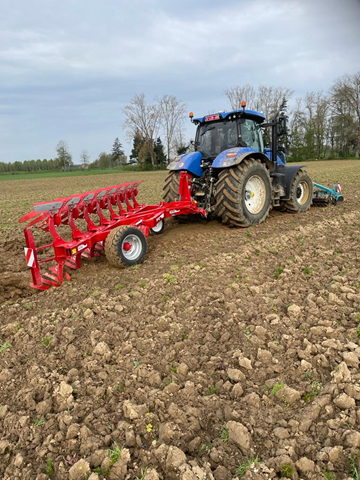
[150,218,165,235]
[105,226,147,267]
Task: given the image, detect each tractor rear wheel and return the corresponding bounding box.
[105,225,147,267]
[283,170,313,213]
[214,158,272,227]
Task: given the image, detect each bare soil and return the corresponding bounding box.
[0,161,360,480]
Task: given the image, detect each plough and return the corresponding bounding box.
[19,172,205,291]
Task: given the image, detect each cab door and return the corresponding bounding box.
[241,119,263,152]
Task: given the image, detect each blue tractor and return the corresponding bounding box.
[163,101,314,227]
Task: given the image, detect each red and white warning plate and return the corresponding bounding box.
[24,248,35,267]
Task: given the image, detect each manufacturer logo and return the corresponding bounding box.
[178,162,185,168]
[77,243,87,252]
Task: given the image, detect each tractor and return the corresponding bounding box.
[164,101,314,227]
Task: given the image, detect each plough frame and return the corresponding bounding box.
[19,172,205,291]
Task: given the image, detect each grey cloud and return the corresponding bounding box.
[0,0,359,162]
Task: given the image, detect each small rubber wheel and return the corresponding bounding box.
[105,225,147,267]
[150,218,165,235]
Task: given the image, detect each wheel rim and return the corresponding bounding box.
[296,181,310,205]
[244,175,267,215]
[151,219,164,233]
[121,234,142,260]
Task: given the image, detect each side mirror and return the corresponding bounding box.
[278,116,287,136]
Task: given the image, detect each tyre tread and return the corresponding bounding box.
[283,170,313,213]
[214,158,271,227]
[105,226,147,268]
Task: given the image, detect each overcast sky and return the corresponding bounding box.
[1,0,359,164]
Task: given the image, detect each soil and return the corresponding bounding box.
[0,161,360,480]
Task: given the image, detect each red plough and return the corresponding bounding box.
[19,173,205,290]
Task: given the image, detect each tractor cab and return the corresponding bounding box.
[192,109,266,161]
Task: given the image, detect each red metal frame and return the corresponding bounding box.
[19,172,205,290]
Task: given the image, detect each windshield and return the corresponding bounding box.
[196,121,238,157]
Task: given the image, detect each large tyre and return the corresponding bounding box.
[105,225,147,267]
[163,171,194,223]
[163,171,182,203]
[214,158,272,227]
[284,170,313,213]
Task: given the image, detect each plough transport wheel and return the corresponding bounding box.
[105,226,147,267]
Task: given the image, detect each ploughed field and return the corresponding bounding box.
[0,160,360,480]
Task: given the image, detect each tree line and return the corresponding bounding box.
[0,138,128,173]
[1,71,359,173]
[125,72,360,164]
[225,71,360,160]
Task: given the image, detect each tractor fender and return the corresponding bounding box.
[280,164,306,200]
[211,147,274,172]
[167,151,203,177]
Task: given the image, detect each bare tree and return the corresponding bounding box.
[255,85,294,119]
[80,149,90,168]
[224,84,256,110]
[331,71,360,157]
[158,95,187,162]
[172,127,192,155]
[224,84,293,119]
[123,94,161,166]
[304,92,330,159]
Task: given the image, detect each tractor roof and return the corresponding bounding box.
[193,109,266,124]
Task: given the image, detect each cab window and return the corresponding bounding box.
[241,119,261,151]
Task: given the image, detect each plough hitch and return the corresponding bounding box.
[19,172,205,291]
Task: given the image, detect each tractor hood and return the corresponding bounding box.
[167,151,203,177]
[167,147,273,176]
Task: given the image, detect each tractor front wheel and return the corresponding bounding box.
[105,226,147,267]
[214,158,272,227]
[163,171,184,202]
[284,170,313,213]
[163,171,194,223]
